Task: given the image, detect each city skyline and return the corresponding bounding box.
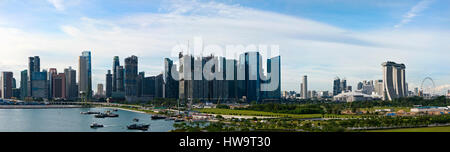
[0,0,449,94]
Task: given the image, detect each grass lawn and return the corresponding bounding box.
[196,108,330,119]
[368,126,450,132]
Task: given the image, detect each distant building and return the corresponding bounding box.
[301,75,308,99]
[333,77,348,96]
[79,51,92,98]
[142,76,156,97]
[155,74,164,98]
[64,67,78,100]
[116,66,125,92]
[52,73,66,99]
[333,77,341,96]
[163,58,179,99]
[333,92,382,102]
[20,70,28,99]
[28,56,40,97]
[97,84,104,97]
[12,88,20,99]
[124,55,138,99]
[31,71,48,99]
[48,68,57,99]
[382,61,407,101]
[105,70,112,98]
[1,72,14,99]
[374,80,384,96]
[113,56,120,92]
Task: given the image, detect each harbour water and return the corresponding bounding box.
[0,107,175,132]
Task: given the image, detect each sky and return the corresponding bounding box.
[0,0,449,95]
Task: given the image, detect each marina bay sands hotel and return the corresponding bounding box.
[382,61,407,101]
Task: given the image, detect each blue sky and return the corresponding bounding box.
[0,0,449,94]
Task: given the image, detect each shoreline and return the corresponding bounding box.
[0,105,83,109]
[102,107,149,114]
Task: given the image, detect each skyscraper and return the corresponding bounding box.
[124,55,138,99]
[79,51,92,98]
[163,58,179,99]
[106,70,112,98]
[1,72,13,99]
[31,71,48,99]
[28,56,40,97]
[333,77,341,96]
[382,61,407,101]
[12,78,16,89]
[52,73,66,99]
[116,66,125,92]
[341,79,347,93]
[301,75,308,99]
[155,73,164,98]
[20,70,28,99]
[113,56,120,92]
[64,66,77,100]
[97,84,104,97]
[374,80,384,96]
[48,68,57,99]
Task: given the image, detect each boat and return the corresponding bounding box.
[165,117,176,121]
[151,115,167,120]
[107,113,119,117]
[133,118,139,122]
[174,118,185,122]
[81,111,101,115]
[94,113,119,118]
[90,123,104,128]
[127,124,150,131]
[113,109,118,112]
[94,113,108,118]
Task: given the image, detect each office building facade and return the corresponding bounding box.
[382,61,407,101]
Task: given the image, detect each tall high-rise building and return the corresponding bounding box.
[116,66,125,92]
[112,56,120,92]
[374,80,384,96]
[241,52,262,102]
[261,56,281,100]
[97,84,104,96]
[301,75,308,99]
[137,72,145,97]
[20,70,28,99]
[341,79,347,93]
[105,70,112,98]
[1,72,13,99]
[163,58,179,99]
[64,66,77,100]
[382,61,407,101]
[79,51,92,98]
[155,73,164,98]
[28,56,40,97]
[31,71,48,99]
[48,68,57,99]
[177,52,280,103]
[143,76,156,97]
[333,77,341,96]
[52,73,66,99]
[124,55,138,98]
[12,78,16,89]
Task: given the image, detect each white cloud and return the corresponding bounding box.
[47,0,65,11]
[0,0,449,94]
[395,0,434,28]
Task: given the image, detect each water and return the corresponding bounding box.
[0,108,175,132]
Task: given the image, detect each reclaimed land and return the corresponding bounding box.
[195,108,364,119]
[368,126,450,132]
